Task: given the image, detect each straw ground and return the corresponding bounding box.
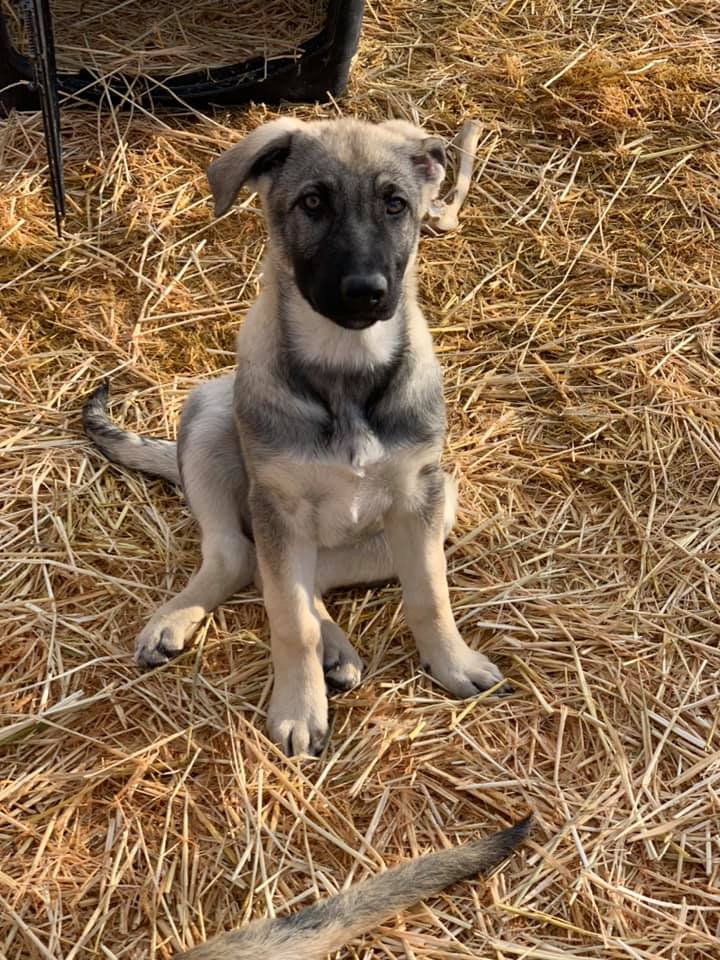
[1,1,719,958]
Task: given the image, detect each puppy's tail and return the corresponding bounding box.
[82,381,180,485]
[176,815,532,960]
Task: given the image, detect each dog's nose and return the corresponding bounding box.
[340,273,387,309]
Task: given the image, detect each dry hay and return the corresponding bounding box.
[1,0,326,76]
[1,1,720,958]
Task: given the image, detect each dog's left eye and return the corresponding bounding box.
[300,193,323,213]
[385,196,407,216]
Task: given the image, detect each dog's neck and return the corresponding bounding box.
[268,258,413,374]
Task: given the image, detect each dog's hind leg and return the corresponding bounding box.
[316,533,397,593]
[311,534,397,692]
[135,377,256,668]
[135,523,254,668]
[314,594,364,691]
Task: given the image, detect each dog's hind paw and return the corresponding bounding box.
[324,658,363,692]
[321,621,363,692]
[134,609,201,668]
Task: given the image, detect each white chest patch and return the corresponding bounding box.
[348,431,386,475]
[313,438,392,546]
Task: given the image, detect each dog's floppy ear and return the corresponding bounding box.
[207,117,306,218]
[380,118,446,192]
[410,137,446,186]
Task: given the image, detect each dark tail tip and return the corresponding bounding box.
[511,813,533,837]
[83,380,110,419]
[91,379,110,405]
[491,813,533,862]
[82,379,111,430]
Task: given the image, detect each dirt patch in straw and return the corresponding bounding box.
[1,1,719,958]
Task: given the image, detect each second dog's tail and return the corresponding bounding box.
[82,381,180,485]
[176,815,532,960]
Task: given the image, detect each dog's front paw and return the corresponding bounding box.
[421,642,509,699]
[267,665,329,756]
[135,609,202,668]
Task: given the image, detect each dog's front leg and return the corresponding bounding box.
[385,465,507,698]
[251,489,328,756]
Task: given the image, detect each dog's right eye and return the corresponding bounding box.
[299,193,323,214]
[385,195,407,216]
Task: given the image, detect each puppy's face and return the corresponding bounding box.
[208,118,446,330]
[263,126,444,329]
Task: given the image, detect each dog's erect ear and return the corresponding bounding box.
[207,117,306,218]
[380,118,446,193]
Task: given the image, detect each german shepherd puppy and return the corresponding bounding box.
[83,117,509,756]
